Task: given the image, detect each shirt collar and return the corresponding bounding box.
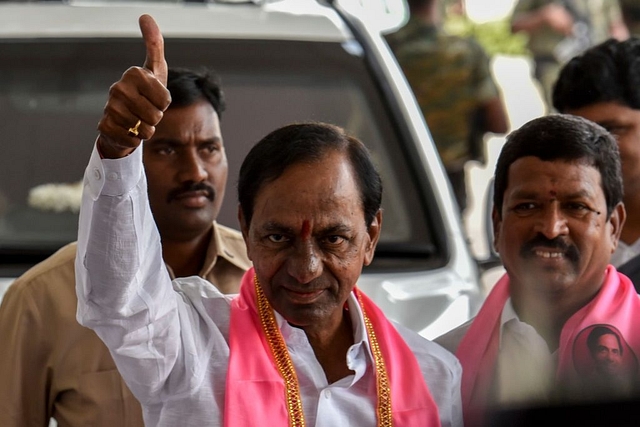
[165,221,248,280]
[499,297,555,356]
[498,297,516,345]
[273,291,372,383]
[204,221,252,275]
[501,297,519,325]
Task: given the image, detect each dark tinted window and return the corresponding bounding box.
[0,38,443,273]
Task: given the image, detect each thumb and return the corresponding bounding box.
[139,14,168,86]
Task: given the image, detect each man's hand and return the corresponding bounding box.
[97,14,171,159]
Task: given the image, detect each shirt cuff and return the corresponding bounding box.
[85,139,144,200]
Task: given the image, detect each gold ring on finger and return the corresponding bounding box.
[128,119,142,137]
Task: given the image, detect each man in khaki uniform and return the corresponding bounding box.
[386,0,508,216]
[0,68,251,427]
[511,0,628,111]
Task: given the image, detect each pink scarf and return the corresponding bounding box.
[225,267,441,426]
[457,266,640,426]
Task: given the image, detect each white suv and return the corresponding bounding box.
[0,0,494,339]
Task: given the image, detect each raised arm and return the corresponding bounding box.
[75,15,214,404]
[98,15,169,158]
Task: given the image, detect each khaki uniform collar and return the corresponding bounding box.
[203,221,250,276]
[165,221,250,280]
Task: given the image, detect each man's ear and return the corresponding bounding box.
[363,209,383,266]
[608,202,626,254]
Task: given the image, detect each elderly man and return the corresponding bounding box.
[437,114,640,426]
[0,64,250,427]
[74,15,462,427]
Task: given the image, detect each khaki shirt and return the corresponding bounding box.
[0,222,250,427]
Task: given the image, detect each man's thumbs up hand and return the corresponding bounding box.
[97,14,171,158]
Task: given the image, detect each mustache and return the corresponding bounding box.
[520,234,580,264]
[166,182,215,203]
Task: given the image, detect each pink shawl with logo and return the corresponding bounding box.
[224,267,441,426]
[456,266,640,426]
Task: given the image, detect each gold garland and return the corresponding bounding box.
[254,275,392,427]
[357,290,392,427]
[255,275,306,427]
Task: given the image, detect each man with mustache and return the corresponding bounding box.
[73,14,463,427]
[0,67,251,426]
[436,114,640,426]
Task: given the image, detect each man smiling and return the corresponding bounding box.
[74,14,463,427]
[0,66,251,427]
[436,114,640,427]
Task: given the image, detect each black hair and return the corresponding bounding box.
[587,325,623,357]
[493,114,622,218]
[167,67,225,118]
[553,37,640,112]
[238,122,382,227]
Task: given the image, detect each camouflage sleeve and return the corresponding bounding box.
[470,40,499,103]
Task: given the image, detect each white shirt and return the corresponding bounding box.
[496,299,556,407]
[75,143,463,427]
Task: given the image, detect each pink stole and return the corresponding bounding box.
[225,267,441,426]
[456,266,640,426]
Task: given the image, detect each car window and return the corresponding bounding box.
[0,37,444,275]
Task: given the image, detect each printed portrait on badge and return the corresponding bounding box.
[572,324,638,395]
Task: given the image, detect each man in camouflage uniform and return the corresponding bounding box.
[386,0,507,216]
[511,0,628,112]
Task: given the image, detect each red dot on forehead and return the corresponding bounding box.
[549,190,557,197]
[301,220,311,239]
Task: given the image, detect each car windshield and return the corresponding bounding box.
[0,37,444,274]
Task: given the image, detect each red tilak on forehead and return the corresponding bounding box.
[301,220,311,239]
[549,190,557,197]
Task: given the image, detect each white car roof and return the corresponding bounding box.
[0,0,351,42]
